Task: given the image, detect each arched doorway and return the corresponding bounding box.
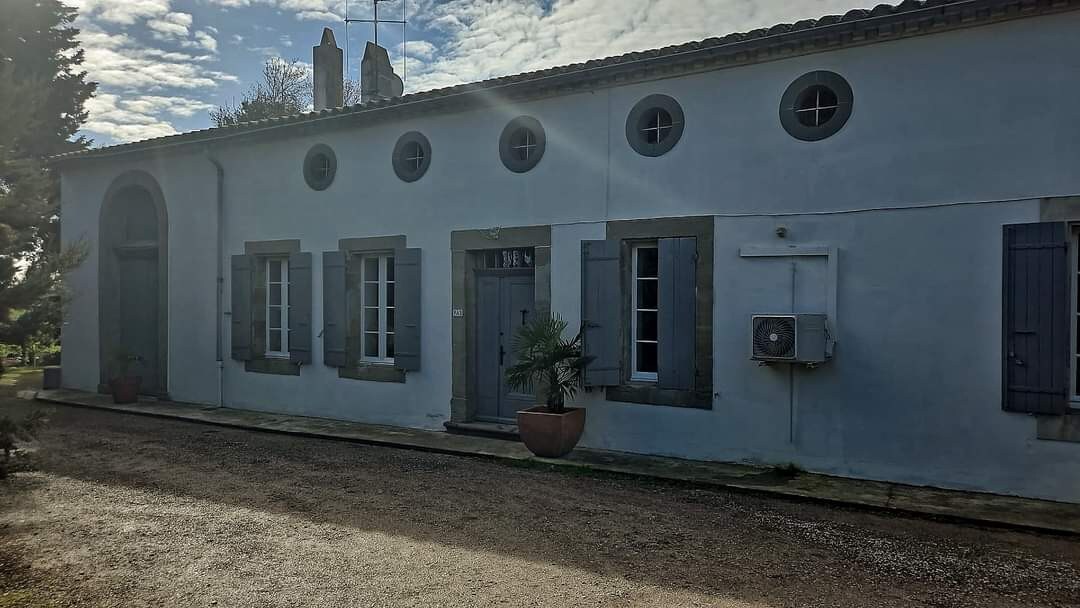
[99,172,168,395]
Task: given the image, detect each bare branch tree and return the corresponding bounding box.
[212,57,364,126]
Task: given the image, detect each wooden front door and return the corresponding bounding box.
[475,271,535,422]
[114,246,160,394]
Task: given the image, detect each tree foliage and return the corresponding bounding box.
[210,57,361,127]
[0,0,95,362]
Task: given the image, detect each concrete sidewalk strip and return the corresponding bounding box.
[35,388,1080,536]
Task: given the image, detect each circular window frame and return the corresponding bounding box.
[625,94,685,157]
[392,131,432,183]
[779,71,853,142]
[499,116,546,173]
[302,144,337,191]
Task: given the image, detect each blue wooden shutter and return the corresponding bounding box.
[322,251,347,367]
[230,254,254,361]
[658,237,696,390]
[581,239,621,387]
[394,248,422,371]
[288,252,313,364]
[1002,222,1070,414]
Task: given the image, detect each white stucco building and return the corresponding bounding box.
[56,0,1080,503]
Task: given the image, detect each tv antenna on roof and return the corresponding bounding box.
[344,0,408,83]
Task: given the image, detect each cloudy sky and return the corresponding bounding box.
[67,0,870,147]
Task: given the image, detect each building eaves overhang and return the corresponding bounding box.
[53,0,1080,165]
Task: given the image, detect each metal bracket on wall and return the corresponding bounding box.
[738,244,839,357]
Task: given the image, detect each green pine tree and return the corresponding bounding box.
[0,0,96,367]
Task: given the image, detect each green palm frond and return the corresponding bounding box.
[505,314,592,413]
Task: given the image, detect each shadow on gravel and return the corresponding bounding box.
[14,402,1080,608]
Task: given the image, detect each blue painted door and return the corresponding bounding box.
[475,272,535,422]
[114,247,159,394]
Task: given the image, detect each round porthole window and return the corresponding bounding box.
[303,144,337,191]
[626,94,684,157]
[499,116,546,173]
[779,71,853,141]
[392,131,431,183]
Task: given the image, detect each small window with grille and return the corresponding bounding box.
[393,131,432,182]
[780,71,853,141]
[626,94,684,157]
[303,144,337,190]
[499,116,546,173]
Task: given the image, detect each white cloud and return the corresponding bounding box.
[75,0,172,25]
[79,26,234,90]
[183,30,219,52]
[399,0,869,93]
[200,0,344,21]
[84,92,216,141]
[147,11,193,39]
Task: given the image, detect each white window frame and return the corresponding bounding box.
[631,242,659,383]
[360,252,395,365]
[265,257,289,358]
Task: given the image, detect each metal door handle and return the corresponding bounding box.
[499,345,505,366]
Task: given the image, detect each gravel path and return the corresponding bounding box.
[1,390,1079,607]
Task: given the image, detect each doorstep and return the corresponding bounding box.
[444,420,521,441]
[32,388,1080,536]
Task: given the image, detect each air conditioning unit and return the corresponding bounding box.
[751,314,829,364]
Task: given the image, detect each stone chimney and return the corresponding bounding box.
[360,41,404,104]
[313,27,343,111]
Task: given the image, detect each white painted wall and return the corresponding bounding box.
[61,12,1080,502]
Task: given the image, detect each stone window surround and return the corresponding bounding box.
[606,216,714,409]
[450,226,551,423]
[337,235,409,383]
[499,116,546,173]
[303,144,337,191]
[625,94,685,157]
[1037,196,1080,442]
[779,70,854,142]
[243,240,302,376]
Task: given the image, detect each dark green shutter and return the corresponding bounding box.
[230,254,254,361]
[658,237,696,390]
[288,252,313,364]
[1002,222,1070,414]
[581,240,621,386]
[394,248,421,371]
[322,251,347,367]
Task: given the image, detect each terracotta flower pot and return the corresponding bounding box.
[110,376,141,404]
[516,405,586,458]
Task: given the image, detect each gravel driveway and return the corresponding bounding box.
[1,389,1079,607]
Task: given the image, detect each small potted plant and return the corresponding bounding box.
[506,314,591,458]
[108,350,142,404]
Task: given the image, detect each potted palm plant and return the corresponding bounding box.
[108,349,141,404]
[505,314,591,458]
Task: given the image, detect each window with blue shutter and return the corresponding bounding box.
[581,239,621,387]
[230,254,254,361]
[288,252,313,364]
[1002,222,1071,415]
[322,251,347,367]
[584,217,713,409]
[393,247,422,371]
[658,237,696,390]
